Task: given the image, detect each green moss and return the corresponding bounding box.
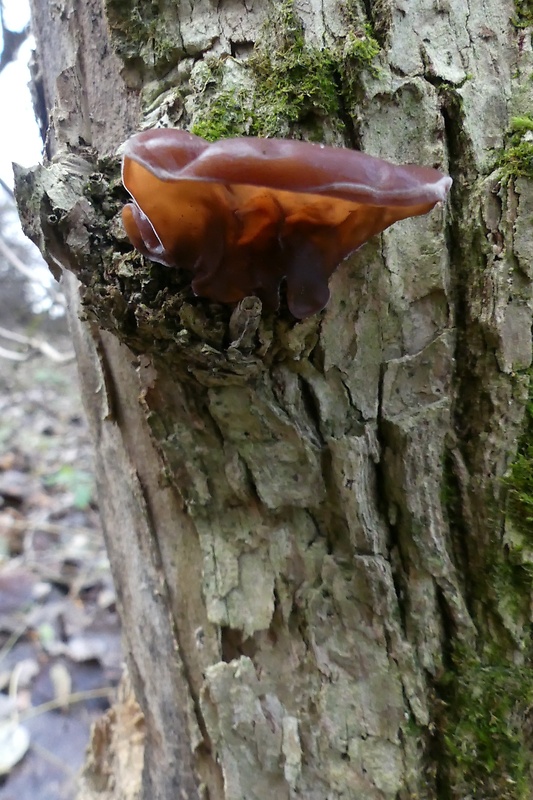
[435,379,533,798]
[500,377,533,621]
[510,115,533,133]
[494,374,533,623]
[343,25,381,77]
[504,378,533,535]
[500,142,533,179]
[437,648,533,799]
[513,0,533,28]
[106,0,182,73]
[499,117,533,180]
[189,0,381,141]
[191,89,252,141]
[248,2,341,137]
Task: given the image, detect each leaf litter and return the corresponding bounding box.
[0,337,121,800]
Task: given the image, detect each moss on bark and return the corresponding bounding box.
[190,1,380,141]
[436,647,533,800]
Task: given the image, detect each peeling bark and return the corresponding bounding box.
[19,1,533,798]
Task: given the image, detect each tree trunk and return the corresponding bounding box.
[17,1,533,798]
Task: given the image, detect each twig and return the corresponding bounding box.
[0,325,74,362]
[0,343,28,361]
[20,687,114,721]
[0,176,14,199]
[0,234,36,283]
[31,741,77,776]
[0,235,64,307]
[0,1,29,74]
[0,622,29,666]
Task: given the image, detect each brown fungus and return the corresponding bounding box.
[121,129,452,319]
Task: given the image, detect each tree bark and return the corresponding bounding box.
[17,1,533,798]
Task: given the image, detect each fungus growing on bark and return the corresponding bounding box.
[121,129,452,319]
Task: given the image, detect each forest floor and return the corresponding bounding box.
[0,331,120,800]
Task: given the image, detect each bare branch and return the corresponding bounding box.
[0,2,29,75]
[0,177,14,200]
[0,234,38,282]
[0,234,65,306]
[0,325,74,362]
[0,343,28,361]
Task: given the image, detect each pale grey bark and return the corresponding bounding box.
[18,1,533,799]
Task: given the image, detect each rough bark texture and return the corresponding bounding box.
[17,1,533,799]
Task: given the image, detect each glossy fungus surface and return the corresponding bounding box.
[122,129,452,319]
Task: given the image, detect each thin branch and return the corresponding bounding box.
[0,343,28,361]
[0,176,14,200]
[0,622,28,665]
[20,687,114,721]
[0,1,29,75]
[0,234,39,283]
[0,325,74,362]
[31,742,77,776]
[0,234,65,306]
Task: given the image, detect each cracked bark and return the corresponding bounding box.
[18,0,533,799]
